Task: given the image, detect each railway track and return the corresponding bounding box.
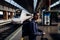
[0,23,21,40]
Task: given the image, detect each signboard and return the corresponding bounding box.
[42,12,51,25]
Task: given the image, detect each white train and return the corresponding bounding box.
[11,10,33,24]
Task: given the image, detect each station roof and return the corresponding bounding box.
[51,4,60,10]
[14,0,41,13]
[0,0,18,9]
[37,0,60,11]
[51,0,59,5]
[0,0,60,13]
[14,0,60,13]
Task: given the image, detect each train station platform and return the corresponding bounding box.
[0,19,12,26]
[5,25,22,40]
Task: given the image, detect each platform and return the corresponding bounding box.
[0,19,12,26]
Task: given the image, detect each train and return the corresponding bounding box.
[11,10,33,24]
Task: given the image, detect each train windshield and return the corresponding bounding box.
[14,13,21,18]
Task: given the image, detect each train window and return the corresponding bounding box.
[26,14,31,16]
[14,10,22,18]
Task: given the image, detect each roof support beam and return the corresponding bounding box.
[50,0,60,8]
[5,0,29,13]
[0,5,15,12]
[42,0,60,11]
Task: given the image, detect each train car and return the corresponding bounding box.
[11,10,32,24]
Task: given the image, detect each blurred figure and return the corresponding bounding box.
[29,13,45,40]
[22,13,45,40]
